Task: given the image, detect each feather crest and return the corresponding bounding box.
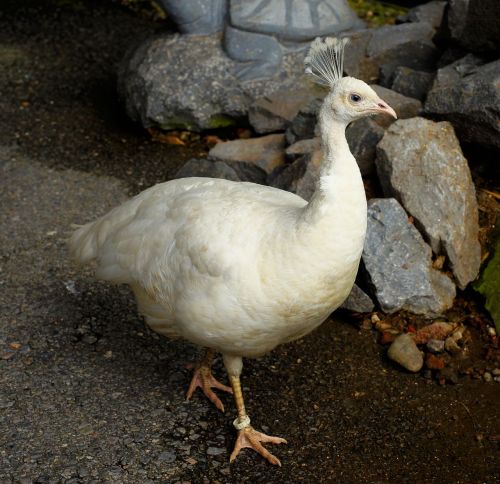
[304,36,348,87]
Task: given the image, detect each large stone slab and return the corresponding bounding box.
[362,198,456,315]
[269,149,322,201]
[118,34,304,131]
[446,0,500,53]
[370,85,422,127]
[208,134,286,174]
[424,57,500,149]
[340,284,375,313]
[175,158,267,184]
[390,67,435,102]
[248,87,317,134]
[346,118,385,176]
[376,118,481,289]
[397,1,446,30]
[343,23,439,85]
[175,158,240,181]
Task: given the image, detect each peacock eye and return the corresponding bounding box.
[350,93,361,103]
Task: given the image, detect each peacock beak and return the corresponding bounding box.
[374,99,397,119]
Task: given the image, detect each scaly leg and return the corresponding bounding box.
[224,355,287,466]
[186,348,233,412]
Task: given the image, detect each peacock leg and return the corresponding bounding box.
[224,355,287,466]
[186,348,233,412]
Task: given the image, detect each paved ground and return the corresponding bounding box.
[1,1,499,482]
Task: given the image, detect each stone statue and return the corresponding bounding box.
[157,0,362,80]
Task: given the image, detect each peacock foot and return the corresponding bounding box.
[230,425,287,466]
[186,365,233,412]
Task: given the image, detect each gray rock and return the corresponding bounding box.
[175,159,240,181]
[376,118,481,289]
[367,22,439,82]
[285,96,324,145]
[427,339,445,353]
[397,1,447,30]
[371,85,422,127]
[346,118,385,176]
[157,450,176,463]
[390,67,435,102]
[157,0,226,34]
[119,34,305,131]
[175,158,268,184]
[340,284,375,313]
[285,137,321,159]
[362,198,455,315]
[208,134,285,174]
[424,58,500,149]
[343,30,379,83]
[269,149,322,201]
[229,0,360,41]
[367,22,436,59]
[388,333,423,372]
[249,87,317,134]
[206,446,225,456]
[446,0,500,52]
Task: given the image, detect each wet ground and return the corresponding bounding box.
[1,1,499,482]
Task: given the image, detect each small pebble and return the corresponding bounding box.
[483,372,492,382]
[157,450,176,463]
[206,447,225,456]
[426,339,445,353]
[445,336,461,354]
[426,354,445,370]
[492,368,500,376]
[387,333,423,372]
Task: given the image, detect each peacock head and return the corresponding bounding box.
[305,37,397,124]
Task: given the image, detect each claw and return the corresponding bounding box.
[186,366,233,412]
[230,426,287,466]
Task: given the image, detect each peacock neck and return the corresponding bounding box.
[301,111,365,226]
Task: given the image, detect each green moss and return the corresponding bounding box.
[348,0,407,27]
[474,223,500,333]
[158,116,197,131]
[206,114,237,129]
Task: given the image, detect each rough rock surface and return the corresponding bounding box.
[285,137,321,159]
[424,57,500,149]
[175,158,240,181]
[367,22,439,82]
[285,96,324,145]
[397,1,447,30]
[371,85,422,127]
[340,284,375,313]
[446,0,500,52]
[388,333,424,372]
[376,118,481,289]
[362,198,456,315]
[346,118,385,176]
[343,22,439,85]
[119,34,304,131]
[209,134,286,174]
[269,149,322,201]
[248,87,316,134]
[390,67,435,102]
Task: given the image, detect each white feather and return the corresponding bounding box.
[304,36,348,87]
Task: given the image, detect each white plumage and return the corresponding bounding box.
[69,37,396,466]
